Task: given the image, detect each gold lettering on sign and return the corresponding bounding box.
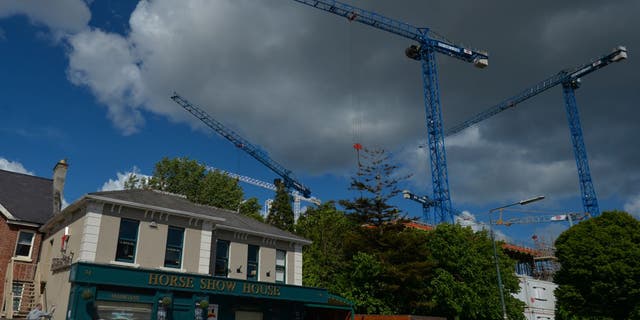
[149,273,280,297]
[241,283,281,296]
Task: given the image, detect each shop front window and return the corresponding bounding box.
[247,245,259,281]
[95,300,152,320]
[214,240,229,277]
[275,250,286,284]
[14,231,35,258]
[115,219,139,263]
[164,226,184,268]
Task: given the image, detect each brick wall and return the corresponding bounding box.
[0,218,42,301]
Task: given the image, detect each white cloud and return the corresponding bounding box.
[100,167,150,191]
[0,157,33,175]
[0,0,90,34]
[624,194,640,218]
[455,210,509,241]
[67,29,146,135]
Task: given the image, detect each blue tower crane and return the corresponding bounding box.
[445,46,628,217]
[171,93,312,198]
[291,0,489,224]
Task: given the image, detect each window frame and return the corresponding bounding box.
[115,218,140,263]
[163,226,185,269]
[14,230,35,259]
[275,249,286,284]
[11,282,24,312]
[247,245,259,281]
[214,240,230,277]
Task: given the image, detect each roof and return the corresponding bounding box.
[84,189,310,244]
[0,169,53,224]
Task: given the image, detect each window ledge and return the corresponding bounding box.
[12,256,32,262]
[157,266,186,273]
[109,260,140,268]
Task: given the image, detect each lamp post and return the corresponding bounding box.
[489,195,545,320]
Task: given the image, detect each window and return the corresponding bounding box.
[12,282,24,312]
[275,250,286,284]
[247,245,259,281]
[115,219,139,263]
[14,231,35,258]
[214,240,230,277]
[164,227,184,268]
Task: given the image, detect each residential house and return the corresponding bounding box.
[0,160,67,318]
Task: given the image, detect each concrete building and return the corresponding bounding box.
[36,189,351,320]
[0,161,67,318]
[504,244,558,320]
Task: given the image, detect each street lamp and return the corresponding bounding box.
[489,195,545,320]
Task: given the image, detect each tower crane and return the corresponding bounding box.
[402,189,465,225]
[291,0,489,224]
[210,167,321,219]
[444,46,628,217]
[171,93,312,198]
[492,211,590,227]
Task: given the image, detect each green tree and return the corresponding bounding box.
[147,157,244,210]
[554,210,640,320]
[266,180,294,232]
[296,202,354,294]
[238,197,264,222]
[337,148,433,314]
[339,148,410,227]
[425,223,524,320]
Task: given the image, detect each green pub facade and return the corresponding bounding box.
[36,190,352,320]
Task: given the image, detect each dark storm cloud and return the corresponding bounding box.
[60,0,639,205]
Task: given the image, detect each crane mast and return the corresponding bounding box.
[292,0,488,224]
[171,93,312,198]
[444,46,627,217]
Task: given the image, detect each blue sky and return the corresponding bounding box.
[1,0,638,247]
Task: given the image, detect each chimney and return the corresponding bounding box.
[53,159,68,216]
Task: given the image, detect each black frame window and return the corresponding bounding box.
[275,249,286,284]
[164,226,184,268]
[214,240,230,277]
[14,231,35,258]
[247,245,259,281]
[115,219,139,263]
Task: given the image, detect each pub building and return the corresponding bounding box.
[36,189,353,320]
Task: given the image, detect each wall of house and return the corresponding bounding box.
[259,247,276,283]
[36,207,88,320]
[0,219,42,315]
[515,276,557,320]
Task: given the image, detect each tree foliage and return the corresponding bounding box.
[238,197,264,222]
[296,202,354,294]
[339,148,411,227]
[425,223,524,320]
[554,210,640,320]
[139,157,244,211]
[266,179,294,232]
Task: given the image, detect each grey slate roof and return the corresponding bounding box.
[87,189,310,244]
[0,169,53,224]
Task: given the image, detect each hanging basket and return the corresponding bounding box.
[199,300,209,309]
[161,296,172,306]
[81,289,93,300]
